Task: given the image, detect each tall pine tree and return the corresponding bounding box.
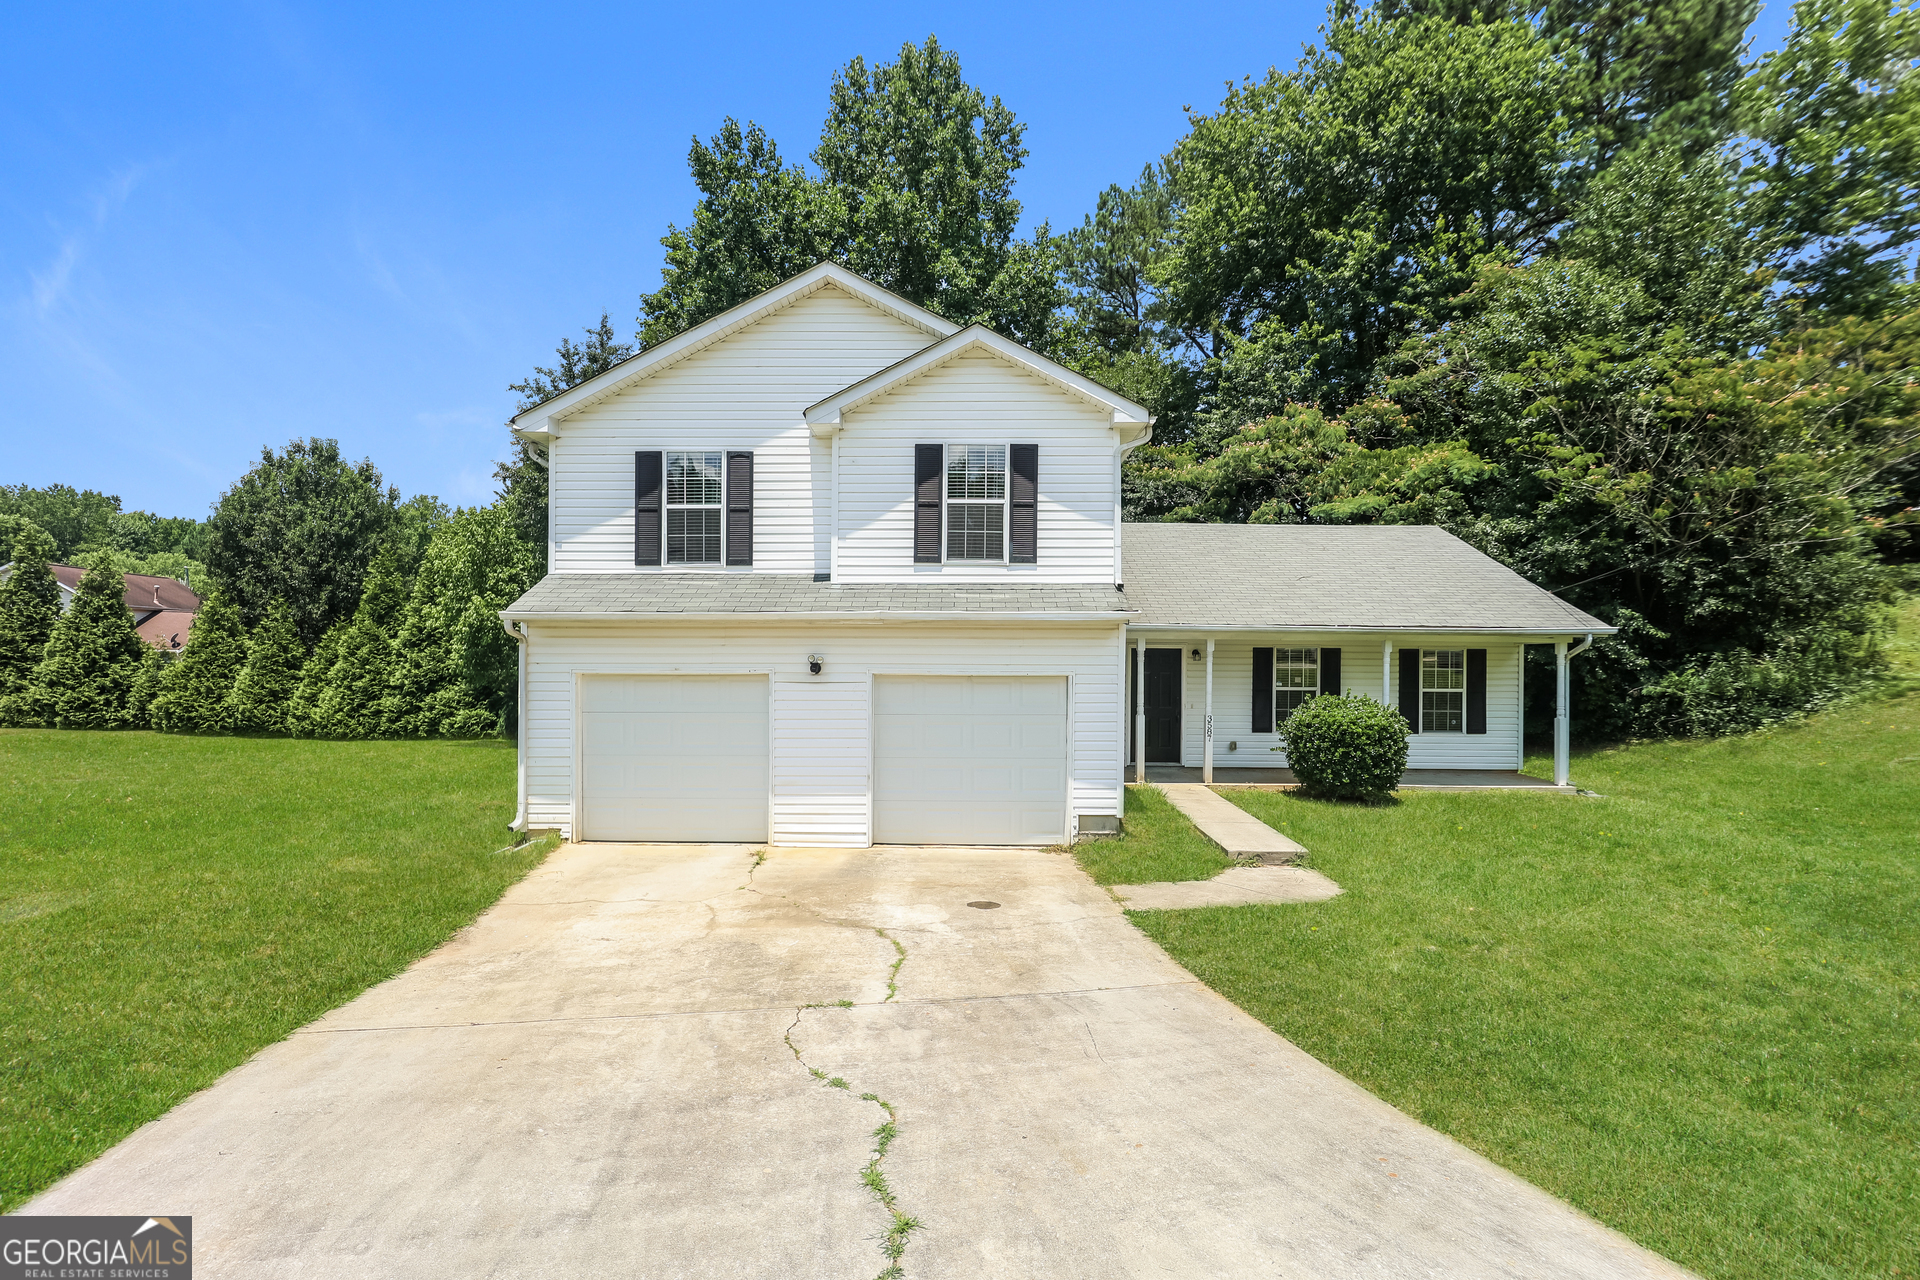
[15,552,148,729]
[225,599,305,734]
[148,593,249,734]
[0,519,62,722]
[306,543,406,739]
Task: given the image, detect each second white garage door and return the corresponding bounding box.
[873,675,1067,845]
[579,674,768,842]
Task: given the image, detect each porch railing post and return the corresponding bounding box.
[1203,639,1215,784]
[1553,638,1570,787]
[1134,634,1147,785]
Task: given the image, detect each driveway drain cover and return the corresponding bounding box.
[967,901,1001,909]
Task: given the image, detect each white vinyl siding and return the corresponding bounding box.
[546,285,936,575]
[835,350,1119,582]
[1149,635,1526,771]
[522,619,1124,844]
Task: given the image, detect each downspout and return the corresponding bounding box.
[1553,633,1594,788]
[501,617,530,831]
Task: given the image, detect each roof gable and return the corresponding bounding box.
[803,324,1153,438]
[511,263,960,444]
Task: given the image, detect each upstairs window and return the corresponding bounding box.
[945,444,1006,561]
[666,450,724,564]
[1421,649,1466,732]
[1274,648,1319,722]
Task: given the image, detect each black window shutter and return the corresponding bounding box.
[1009,443,1038,564]
[1398,648,1421,732]
[634,451,663,566]
[913,444,942,563]
[1319,647,1342,697]
[1466,648,1487,734]
[1251,647,1274,733]
[725,451,754,566]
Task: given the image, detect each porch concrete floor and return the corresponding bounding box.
[1142,765,1573,791]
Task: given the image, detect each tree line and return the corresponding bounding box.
[0,440,535,738]
[5,1,1914,742]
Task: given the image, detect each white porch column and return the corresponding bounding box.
[1553,638,1570,787]
[1381,640,1394,705]
[1134,634,1147,785]
[1203,639,1215,784]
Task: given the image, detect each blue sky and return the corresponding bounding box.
[3,2,1798,520]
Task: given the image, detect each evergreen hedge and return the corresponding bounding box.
[15,551,149,729]
[148,593,248,734]
[225,599,305,733]
[0,521,61,722]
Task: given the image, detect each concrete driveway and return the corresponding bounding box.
[30,843,1691,1279]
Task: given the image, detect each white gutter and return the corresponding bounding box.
[500,610,1138,623]
[500,617,530,832]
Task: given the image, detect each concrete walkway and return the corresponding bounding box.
[1158,782,1309,861]
[30,843,1692,1280]
[1113,864,1344,909]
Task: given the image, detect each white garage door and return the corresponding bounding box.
[873,675,1067,845]
[579,675,768,842]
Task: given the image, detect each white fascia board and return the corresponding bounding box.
[508,263,960,432]
[501,609,1137,623]
[1121,623,1618,638]
[804,325,1154,437]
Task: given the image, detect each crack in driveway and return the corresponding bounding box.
[783,924,921,1279]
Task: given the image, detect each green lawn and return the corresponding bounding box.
[1105,691,1919,1280]
[1072,784,1235,885]
[0,730,550,1210]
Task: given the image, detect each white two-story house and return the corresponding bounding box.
[501,263,1611,847]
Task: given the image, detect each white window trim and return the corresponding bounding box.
[662,447,727,568]
[1274,646,1319,723]
[942,441,1009,564]
[1420,648,1467,734]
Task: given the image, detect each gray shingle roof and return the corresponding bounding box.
[504,575,1134,618]
[1121,523,1611,634]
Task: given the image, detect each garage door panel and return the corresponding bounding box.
[874,675,1067,846]
[580,675,768,842]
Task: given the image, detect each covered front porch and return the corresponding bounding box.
[1126,629,1594,789]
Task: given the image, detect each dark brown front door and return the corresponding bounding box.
[1130,647,1183,763]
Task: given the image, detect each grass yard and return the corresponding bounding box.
[0,730,550,1210]
[1073,783,1234,886]
[1103,688,1919,1280]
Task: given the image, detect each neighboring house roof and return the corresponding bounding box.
[136,609,197,652]
[509,263,962,446]
[1120,523,1614,636]
[504,575,1134,621]
[45,564,203,616]
[803,324,1153,437]
[1,563,206,648]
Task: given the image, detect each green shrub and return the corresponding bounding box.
[1280,693,1409,799]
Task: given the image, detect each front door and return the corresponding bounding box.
[1130,647,1183,763]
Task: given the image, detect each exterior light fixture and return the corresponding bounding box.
[1191,648,1202,661]
[807,654,823,675]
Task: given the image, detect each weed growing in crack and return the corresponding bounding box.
[858,1105,922,1280]
[877,928,906,1002]
[781,936,920,1279]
